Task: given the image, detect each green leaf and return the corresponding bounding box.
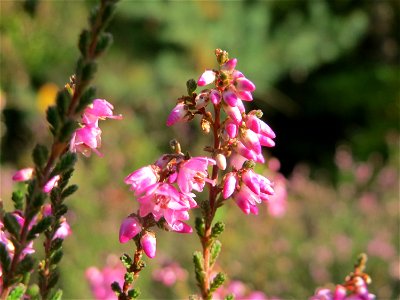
[54,204,68,218]
[195,217,205,238]
[46,106,60,135]
[50,238,64,252]
[32,192,46,209]
[61,184,78,200]
[186,79,197,95]
[209,240,222,268]
[193,251,205,286]
[224,294,234,300]
[56,89,71,119]
[47,269,60,290]
[4,213,21,239]
[81,62,98,82]
[75,86,96,113]
[127,288,140,299]
[101,2,117,29]
[211,221,225,239]
[78,29,91,57]
[49,289,63,300]
[58,169,74,190]
[0,242,11,273]
[50,249,63,266]
[11,190,24,210]
[16,255,35,275]
[209,272,226,293]
[59,120,78,142]
[32,144,49,169]
[6,284,25,300]
[95,32,113,56]
[26,284,40,299]
[120,253,133,269]
[27,216,53,240]
[111,281,121,294]
[124,272,134,284]
[54,152,77,175]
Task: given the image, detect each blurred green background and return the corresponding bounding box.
[0,0,398,299]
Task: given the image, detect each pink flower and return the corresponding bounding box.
[267,174,287,218]
[137,183,196,231]
[43,175,61,193]
[141,232,156,258]
[177,157,216,194]
[197,70,216,86]
[166,103,189,126]
[153,261,188,286]
[124,165,159,196]
[86,255,125,300]
[222,172,237,199]
[54,218,72,240]
[12,168,34,182]
[70,124,102,157]
[119,216,142,243]
[240,128,262,155]
[82,99,123,125]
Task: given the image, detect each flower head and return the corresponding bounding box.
[12,168,34,182]
[119,216,142,243]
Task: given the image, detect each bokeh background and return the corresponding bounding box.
[0,0,399,299]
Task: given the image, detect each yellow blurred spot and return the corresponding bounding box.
[37,83,58,112]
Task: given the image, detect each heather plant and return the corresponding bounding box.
[0,0,120,298]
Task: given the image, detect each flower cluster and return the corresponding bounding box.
[120,153,215,257]
[12,168,60,194]
[166,49,276,215]
[70,99,122,157]
[152,260,188,287]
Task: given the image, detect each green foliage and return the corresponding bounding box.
[75,86,96,113]
[32,144,49,170]
[4,213,21,239]
[209,272,226,294]
[195,217,205,238]
[186,79,197,95]
[59,120,78,142]
[27,216,53,241]
[95,32,113,57]
[209,240,222,268]
[0,242,11,273]
[55,90,71,119]
[49,289,63,300]
[61,184,78,200]
[127,288,140,299]
[193,251,205,287]
[26,284,40,299]
[6,285,25,300]
[120,253,133,269]
[53,152,77,175]
[50,250,64,266]
[15,255,35,275]
[46,106,61,136]
[211,221,225,239]
[124,272,134,284]
[111,281,121,294]
[11,190,24,211]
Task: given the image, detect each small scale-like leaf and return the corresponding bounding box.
[195,217,205,238]
[75,86,96,113]
[0,242,11,273]
[124,272,134,284]
[211,221,225,239]
[120,253,133,269]
[49,289,63,300]
[6,284,25,300]
[209,272,226,293]
[54,152,77,174]
[32,144,49,169]
[4,213,21,239]
[61,184,78,200]
[50,249,63,266]
[59,120,78,142]
[55,204,68,218]
[47,269,60,290]
[127,288,140,299]
[50,238,64,252]
[46,106,60,135]
[111,281,121,294]
[224,295,234,300]
[32,192,46,209]
[16,255,35,275]
[26,284,40,299]
[95,32,113,56]
[209,240,222,268]
[78,29,90,57]
[81,62,98,82]
[11,190,24,210]
[186,79,197,95]
[58,169,74,190]
[56,90,71,119]
[27,216,53,240]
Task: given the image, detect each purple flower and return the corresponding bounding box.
[82,99,122,125]
[43,175,61,193]
[70,124,102,157]
[124,165,159,196]
[141,232,156,258]
[119,216,142,243]
[166,103,189,126]
[197,70,216,86]
[176,157,216,194]
[12,168,34,182]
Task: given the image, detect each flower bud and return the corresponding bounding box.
[215,153,227,170]
[197,70,216,86]
[119,216,142,243]
[141,232,156,258]
[222,172,237,199]
[12,168,34,182]
[43,175,61,193]
[201,117,211,134]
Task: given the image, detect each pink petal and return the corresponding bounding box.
[197,70,216,86]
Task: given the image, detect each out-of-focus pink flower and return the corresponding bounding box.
[82,99,123,125]
[176,157,216,194]
[267,174,287,217]
[124,165,159,196]
[86,255,125,300]
[152,261,187,286]
[311,278,376,300]
[166,103,190,126]
[43,175,61,193]
[70,124,102,157]
[198,70,216,86]
[214,280,273,300]
[119,216,142,243]
[141,232,156,258]
[12,168,34,182]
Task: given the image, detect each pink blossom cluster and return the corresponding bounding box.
[165,54,277,215]
[70,99,122,157]
[152,260,188,286]
[86,255,125,300]
[120,155,215,257]
[311,277,376,300]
